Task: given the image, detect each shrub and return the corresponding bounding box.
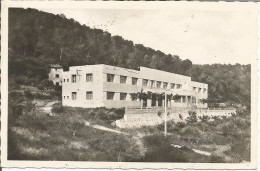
[176,122,186,128]
[57,116,85,137]
[179,114,183,120]
[108,108,125,120]
[51,105,63,114]
[142,134,187,162]
[20,109,47,136]
[89,133,145,162]
[217,121,237,136]
[210,154,225,163]
[198,115,210,122]
[157,120,176,132]
[233,117,249,129]
[186,111,197,123]
[38,79,55,90]
[236,107,249,117]
[181,126,202,137]
[24,89,34,100]
[15,75,30,85]
[8,103,24,125]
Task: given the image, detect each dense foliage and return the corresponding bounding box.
[9,8,250,106]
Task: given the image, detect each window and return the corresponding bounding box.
[132,77,138,85]
[176,84,181,89]
[107,92,115,100]
[156,81,162,88]
[72,92,77,100]
[72,75,76,83]
[107,74,114,82]
[64,96,66,99]
[55,82,59,86]
[142,79,148,86]
[120,76,127,84]
[86,73,93,82]
[64,79,66,82]
[198,88,202,93]
[193,87,196,91]
[163,82,168,89]
[56,74,59,78]
[170,83,175,89]
[150,80,155,88]
[67,96,69,99]
[175,96,181,103]
[67,79,69,82]
[120,93,127,100]
[86,91,93,100]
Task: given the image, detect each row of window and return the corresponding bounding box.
[107,74,182,89]
[63,73,206,93]
[63,74,93,83]
[65,91,93,100]
[192,87,207,93]
[65,91,202,103]
[64,91,127,101]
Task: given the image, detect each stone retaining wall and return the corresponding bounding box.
[116,108,236,128]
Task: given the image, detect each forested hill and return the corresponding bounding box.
[8,8,250,107]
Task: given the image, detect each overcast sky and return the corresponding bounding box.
[40,3,257,65]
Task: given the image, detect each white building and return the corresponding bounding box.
[62,64,208,109]
[48,64,63,86]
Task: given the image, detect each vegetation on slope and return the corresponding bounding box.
[9,8,250,106]
[8,89,250,162]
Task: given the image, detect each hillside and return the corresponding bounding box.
[8,8,250,107]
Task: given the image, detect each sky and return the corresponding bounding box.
[40,3,258,65]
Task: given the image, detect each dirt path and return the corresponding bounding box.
[41,100,59,115]
[84,120,213,157]
[84,121,129,135]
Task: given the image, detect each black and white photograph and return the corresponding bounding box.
[1,1,258,169]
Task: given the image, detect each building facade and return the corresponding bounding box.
[62,64,208,108]
[48,64,63,86]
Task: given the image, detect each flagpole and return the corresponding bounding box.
[164,89,167,137]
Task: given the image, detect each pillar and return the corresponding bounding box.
[147,99,152,108]
[162,100,165,107]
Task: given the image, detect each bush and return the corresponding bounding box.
[108,108,125,120]
[233,117,249,129]
[142,134,188,162]
[186,111,197,123]
[176,122,186,128]
[198,115,210,122]
[181,126,202,137]
[236,107,249,117]
[217,121,237,136]
[89,133,145,162]
[38,79,55,90]
[20,109,47,136]
[51,105,63,114]
[157,120,176,132]
[15,75,30,85]
[210,154,225,163]
[24,89,34,100]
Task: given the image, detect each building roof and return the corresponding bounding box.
[50,64,62,68]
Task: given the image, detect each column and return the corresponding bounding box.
[147,99,152,108]
[162,100,165,107]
